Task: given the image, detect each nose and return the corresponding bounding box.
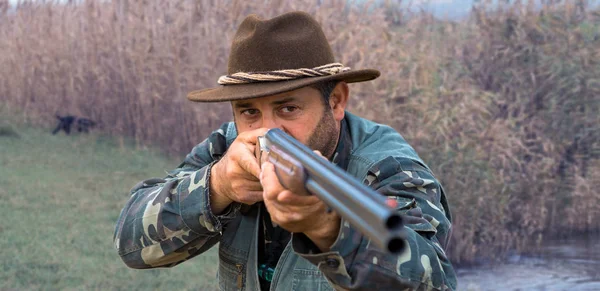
[260,114,280,129]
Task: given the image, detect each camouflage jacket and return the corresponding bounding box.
[114,111,457,290]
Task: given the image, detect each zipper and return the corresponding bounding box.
[236,263,244,289]
[219,253,245,290]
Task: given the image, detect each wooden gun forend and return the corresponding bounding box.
[256,128,406,254]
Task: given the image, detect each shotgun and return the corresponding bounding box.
[256,128,406,254]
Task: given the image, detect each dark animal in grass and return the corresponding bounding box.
[52,115,96,135]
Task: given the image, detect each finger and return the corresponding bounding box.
[277,190,321,206]
[263,198,302,224]
[265,189,323,221]
[244,181,263,191]
[262,193,286,220]
[239,190,264,204]
[313,150,329,160]
[237,128,270,144]
[244,173,260,182]
[239,152,261,178]
[260,162,285,200]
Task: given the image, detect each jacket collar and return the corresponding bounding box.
[331,117,352,171]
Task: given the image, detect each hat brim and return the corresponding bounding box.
[187,69,380,102]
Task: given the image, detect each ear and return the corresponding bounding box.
[329,82,349,122]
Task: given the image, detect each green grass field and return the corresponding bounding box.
[0,124,218,290]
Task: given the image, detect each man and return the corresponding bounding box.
[114,11,456,291]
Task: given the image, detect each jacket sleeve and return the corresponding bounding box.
[292,156,457,291]
[113,124,239,269]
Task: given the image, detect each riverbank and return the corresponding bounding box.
[457,235,600,291]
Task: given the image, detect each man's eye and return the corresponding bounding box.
[280,106,298,113]
[241,109,259,116]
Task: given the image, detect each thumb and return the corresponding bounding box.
[313,150,326,159]
[239,153,261,178]
[238,128,270,145]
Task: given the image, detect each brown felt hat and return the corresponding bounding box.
[187,11,380,102]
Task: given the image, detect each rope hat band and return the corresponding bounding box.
[218,63,351,85]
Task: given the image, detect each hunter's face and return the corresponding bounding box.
[232,84,348,158]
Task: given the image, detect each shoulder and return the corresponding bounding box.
[344,112,428,175]
[169,122,237,176]
[364,156,436,189]
[189,121,237,161]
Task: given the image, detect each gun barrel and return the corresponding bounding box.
[262,128,405,254]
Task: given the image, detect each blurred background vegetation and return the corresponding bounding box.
[1,0,599,289]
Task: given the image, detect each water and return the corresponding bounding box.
[457,236,600,291]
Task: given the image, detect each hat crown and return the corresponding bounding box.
[228,12,335,74]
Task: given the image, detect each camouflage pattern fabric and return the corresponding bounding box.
[113,123,234,269]
[293,156,455,291]
[113,112,457,290]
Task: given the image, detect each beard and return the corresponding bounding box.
[307,108,339,160]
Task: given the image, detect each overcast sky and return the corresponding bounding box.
[6,0,476,19]
[406,0,474,19]
[7,1,599,20]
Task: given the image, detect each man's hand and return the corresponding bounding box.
[210,128,269,214]
[259,152,341,252]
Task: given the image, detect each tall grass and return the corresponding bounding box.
[1,0,599,264]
